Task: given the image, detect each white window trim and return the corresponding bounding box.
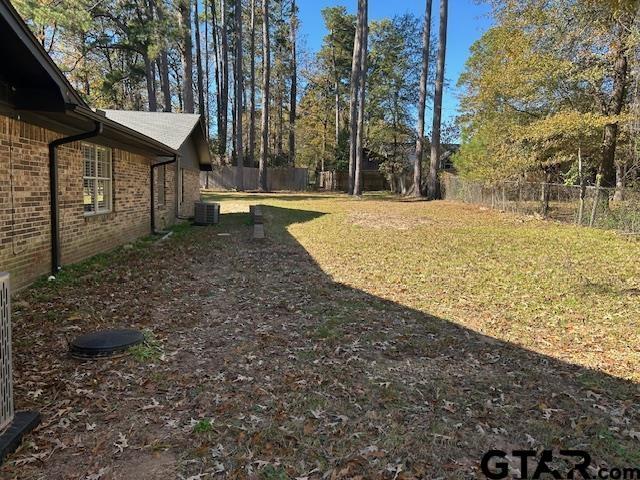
[83,143,113,216]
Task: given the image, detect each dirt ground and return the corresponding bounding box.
[1,196,639,479]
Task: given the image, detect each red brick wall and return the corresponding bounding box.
[178,168,200,218]
[153,164,177,231]
[0,116,53,290]
[0,114,178,290]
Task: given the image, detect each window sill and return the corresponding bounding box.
[84,211,116,222]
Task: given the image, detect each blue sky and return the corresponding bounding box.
[297,0,493,122]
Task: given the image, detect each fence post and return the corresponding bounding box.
[541,182,550,218]
[578,179,586,225]
[518,183,522,204]
[589,174,602,227]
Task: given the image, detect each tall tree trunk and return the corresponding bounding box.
[231,41,236,159]
[331,28,340,149]
[600,39,629,189]
[414,0,432,198]
[259,0,270,191]
[220,0,230,156]
[81,34,90,97]
[204,0,210,135]
[144,53,158,111]
[231,89,236,157]
[277,95,283,156]
[142,0,157,111]
[541,169,551,218]
[322,111,328,173]
[180,0,195,113]
[154,0,172,112]
[249,0,257,166]
[234,0,244,190]
[427,0,448,199]
[158,54,172,111]
[353,0,368,196]
[347,2,363,195]
[288,0,297,167]
[194,0,205,116]
[275,0,284,158]
[614,162,626,201]
[171,55,184,110]
[211,0,222,150]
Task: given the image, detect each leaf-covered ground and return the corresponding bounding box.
[2,192,639,479]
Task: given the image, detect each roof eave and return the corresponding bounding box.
[1,0,87,108]
[149,113,212,166]
[70,105,178,157]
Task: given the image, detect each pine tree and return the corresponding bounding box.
[414,0,432,197]
[427,0,447,199]
[259,0,271,191]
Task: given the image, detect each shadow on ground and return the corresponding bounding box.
[2,205,639,479]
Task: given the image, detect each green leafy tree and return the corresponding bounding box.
[367,15,422,187]
[456,0,638,189]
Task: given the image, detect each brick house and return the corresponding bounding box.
[0,0,209,290]
[101,110,210,220]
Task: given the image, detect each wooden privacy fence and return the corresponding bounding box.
[201,166,309,191]
[318,170,388,192]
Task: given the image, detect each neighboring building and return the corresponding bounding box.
[0,0,204,290]
[318,142,460,193]
[374,142,460,171]
[318,148,388,192]
[102,110,211,218]
[318,142,460,194]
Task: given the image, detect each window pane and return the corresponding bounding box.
[82,144,112,214]
[84,179,95,213]
[83,145,95,177]
[97,148,111,178]
[96,179,111,211]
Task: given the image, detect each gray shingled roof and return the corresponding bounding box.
[101,110,203,151]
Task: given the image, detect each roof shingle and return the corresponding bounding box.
[101,110,203,151]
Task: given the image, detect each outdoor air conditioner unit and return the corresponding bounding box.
[0,273,39,464]
[194,201,220,226]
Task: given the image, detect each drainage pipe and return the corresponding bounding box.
[48,122,103,277]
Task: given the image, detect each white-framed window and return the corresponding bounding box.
[82,143,112,215]
[157,165,166,206]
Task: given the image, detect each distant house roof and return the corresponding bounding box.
[102,110,201,150]
[102,110,211,167]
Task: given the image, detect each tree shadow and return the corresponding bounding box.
[4,204,640,479]
[234,205,640,474]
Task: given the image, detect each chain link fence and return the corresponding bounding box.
[440,173,640,234]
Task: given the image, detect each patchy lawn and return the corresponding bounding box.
[2,192,640,479]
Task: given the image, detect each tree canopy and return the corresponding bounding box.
[456,0,639,188]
